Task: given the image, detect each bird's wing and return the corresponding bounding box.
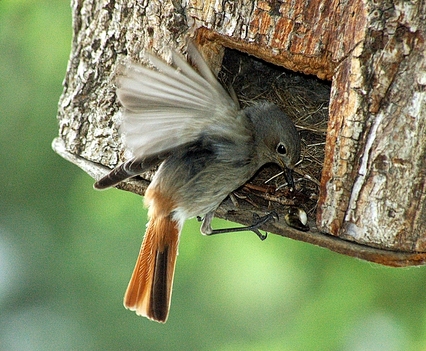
[117,42,249,159]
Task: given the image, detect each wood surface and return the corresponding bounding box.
[54,0,426,265]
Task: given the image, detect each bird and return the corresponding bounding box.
[94,42,301,323]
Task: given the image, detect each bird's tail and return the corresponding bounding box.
[123,213,181,323]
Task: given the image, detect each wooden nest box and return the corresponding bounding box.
[53,0,426,267]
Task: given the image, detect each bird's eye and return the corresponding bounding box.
[276,143,287,155]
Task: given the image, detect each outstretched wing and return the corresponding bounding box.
[117,42,248,158]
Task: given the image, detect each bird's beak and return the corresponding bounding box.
[277,158,296,190]
[284,167,295,190]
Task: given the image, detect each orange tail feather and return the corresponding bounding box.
[124,214,181,323]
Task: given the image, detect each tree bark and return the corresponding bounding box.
[54,0,426,266]
[317,1,426,253]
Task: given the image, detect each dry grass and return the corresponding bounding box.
[219,48,330,220]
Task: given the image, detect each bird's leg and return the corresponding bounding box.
[198,211,279,241]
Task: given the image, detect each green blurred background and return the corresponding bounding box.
[1,1,426,350]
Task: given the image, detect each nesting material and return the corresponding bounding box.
[218,48,330,222]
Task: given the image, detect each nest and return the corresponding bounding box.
[218,48,330,221]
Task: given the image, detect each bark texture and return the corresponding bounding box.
[54,0,426,266]
[317,1,426,252]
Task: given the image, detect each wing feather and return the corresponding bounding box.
[116,42,248,158]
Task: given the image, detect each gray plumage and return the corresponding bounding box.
[94,42,301,322]
[95,43,301,211]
